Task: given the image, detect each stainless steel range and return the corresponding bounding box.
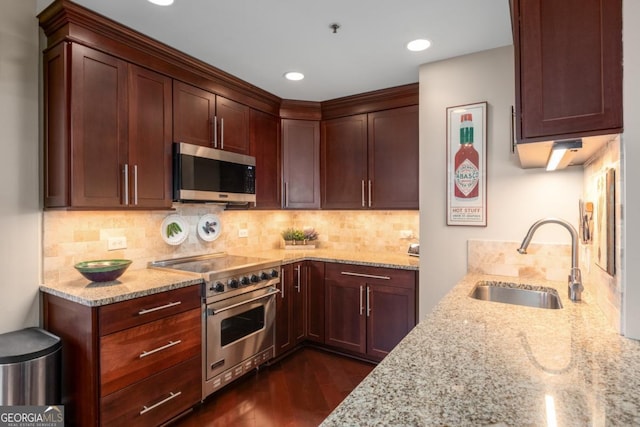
[150,253,280,399]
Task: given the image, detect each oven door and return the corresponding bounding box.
[205,286,277,383]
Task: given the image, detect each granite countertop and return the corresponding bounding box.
[39,269,203,307]
[40,249,418,306]
[247,248,419,270]
[322,273,640,426]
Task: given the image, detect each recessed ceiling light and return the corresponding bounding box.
[148,0,174,6]
[284,71,304,81]
[407,39,431,52]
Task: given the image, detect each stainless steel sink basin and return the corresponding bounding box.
[469,281,563,309]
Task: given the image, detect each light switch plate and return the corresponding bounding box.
[238,229,249,238]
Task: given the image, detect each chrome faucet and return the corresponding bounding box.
[517,218,583,302]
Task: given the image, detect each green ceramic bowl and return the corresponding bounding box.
[74,259,132,282]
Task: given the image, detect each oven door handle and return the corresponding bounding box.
[209,288,280,315]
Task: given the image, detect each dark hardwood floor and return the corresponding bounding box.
[171,348,375,427]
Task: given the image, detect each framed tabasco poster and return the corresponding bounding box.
[446,101,487,226]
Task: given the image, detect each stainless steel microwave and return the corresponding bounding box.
[173,142,256,204]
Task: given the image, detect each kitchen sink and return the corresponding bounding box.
[469,281,563,309]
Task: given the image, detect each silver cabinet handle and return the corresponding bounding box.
[366,286,371,317]
[359,285,364,316]
[138,301,181,315]
[284,182,289,208]
[220,117,224,150]
[213,115,218,148]
[133,164,138,205]
[140,391,182,415]
[281,269,285,299]
[294,264,301,292]
[368,180,372,208]
[139,340,181,359]
[123,164,129,205]
[361,180,365,207]
[340,271,391,280]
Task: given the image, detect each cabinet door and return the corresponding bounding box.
[515,0,622,142]
[216,96,250,154]
[324,277,366,354]
[128,64,173,208]
[250,109,280,209]
[368,106,419,209]
[70,43,128,208]
[321,115,368,209]
[305,261,325,343]
[173,80,216,147]
[275,264,294,356]
[292,263,305,344]
[282,119,320,209]
[366,283,415,361]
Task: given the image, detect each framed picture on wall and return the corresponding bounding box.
[446,101,488,226]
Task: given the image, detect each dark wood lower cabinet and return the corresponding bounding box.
[275,261,326,357]
[324,263,416,361]
[41,286,202,427]
[277,261,416,362]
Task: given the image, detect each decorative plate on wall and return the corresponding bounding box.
[161,214,189,246]
[197,213,221,242]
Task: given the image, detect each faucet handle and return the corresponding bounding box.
[568,267,583,301]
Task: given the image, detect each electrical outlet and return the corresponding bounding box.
[107,236,127,250]
[238,229,249,238]
[399,230,413,239]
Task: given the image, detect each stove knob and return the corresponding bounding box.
[250,274,260,283]
[260,271,270,280]
[228,278,239,289]
[212,282,225,293]
[240,276,251,286]
[270,269,279,278]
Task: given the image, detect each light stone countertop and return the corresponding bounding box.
[321,273,640,426]
[39,269,203,307]
[246,248,419,271]
[40,249,418,307]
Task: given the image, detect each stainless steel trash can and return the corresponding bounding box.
[0,327,61,405]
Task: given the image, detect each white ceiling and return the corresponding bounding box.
[37,0,513,102]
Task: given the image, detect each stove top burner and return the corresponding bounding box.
[164,255,272,274]
[149,252,281,302]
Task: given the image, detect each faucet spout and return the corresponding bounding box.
[517,218,583,302]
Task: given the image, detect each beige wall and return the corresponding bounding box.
[43,208,418,284]
[0,0,41,334]
[621,0,640,339]
[418,46,584,319]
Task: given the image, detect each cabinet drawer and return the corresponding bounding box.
[325,263,416,288]
[100,308,201,396]
[101,356,201,427]
[99,285,201,336]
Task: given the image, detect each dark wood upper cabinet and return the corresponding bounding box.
[281,119,321,209]
[250,109,280,209]
[368,106,419,209]
[321,115,368,209]
[44,42,172,209]
[127,64,173,209]
[512,0,623,142]
[173,80,250,155]
[69,43,128,208]
[321,105,418,210]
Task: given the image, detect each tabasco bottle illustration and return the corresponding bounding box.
[454,113,479,199]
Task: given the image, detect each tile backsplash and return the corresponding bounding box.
[43,207,418,285]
